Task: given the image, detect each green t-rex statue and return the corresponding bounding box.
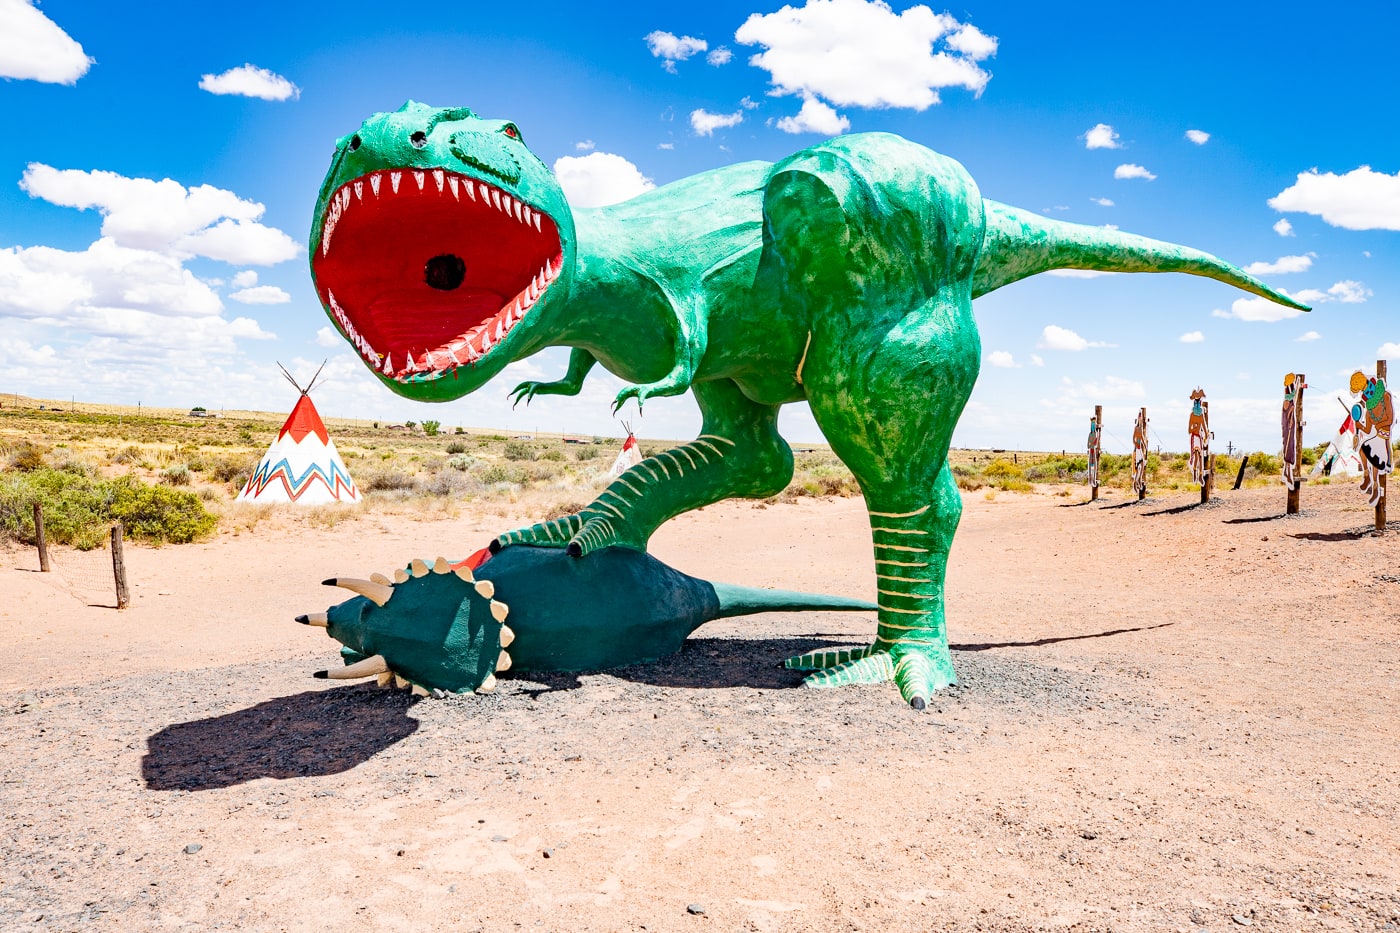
[307,101,1305,707]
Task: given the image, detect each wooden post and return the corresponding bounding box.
[1234,455,1249,490]
[1202,454,1214,504]
[1377,360,1388,534]
[111,523,130,610]
[1091,404,1101,501]
[1287,373,1305,514]
[33,502,50,572]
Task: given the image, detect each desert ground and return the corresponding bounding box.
[2,481,1398,932]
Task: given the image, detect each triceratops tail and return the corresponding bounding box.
[973,199,1310,311]
[709,582,876,620]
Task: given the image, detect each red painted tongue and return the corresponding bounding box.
[365,291,503,353]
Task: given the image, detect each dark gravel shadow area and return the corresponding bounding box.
[142,688,421,791]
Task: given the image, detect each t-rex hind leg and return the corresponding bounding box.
[493,378,793,556]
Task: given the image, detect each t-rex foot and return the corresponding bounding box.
[491,509,640,557]
[785,640,956,709]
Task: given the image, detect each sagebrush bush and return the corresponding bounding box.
[445,441,467,455]
[107,476,217,544]
[0,468,217,549]
[503,441,536,461]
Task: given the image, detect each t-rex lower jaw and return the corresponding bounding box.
[313,168,563,382]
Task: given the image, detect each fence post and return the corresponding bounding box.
[1233,455,1249,490]
[33,502,50,572]
[111,523,130,609]
[1202,454,1214,505]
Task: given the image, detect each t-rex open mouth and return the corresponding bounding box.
[312,168,562,382]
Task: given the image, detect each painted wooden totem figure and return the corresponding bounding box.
[1131,408,1149,498]
[1188,388,1209,487]
[1350,370,1393,507]
[1281,373,1302,488]
[1086,414,1101,490]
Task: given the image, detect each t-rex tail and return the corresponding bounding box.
[973,200,1310,311]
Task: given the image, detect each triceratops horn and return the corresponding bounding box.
[296,612,329,627]
[322,578,393,606]
[313,654,390,679]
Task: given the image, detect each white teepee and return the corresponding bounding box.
[235,363,361,505]
[610,424,643,476]
[1311,411,1362,479]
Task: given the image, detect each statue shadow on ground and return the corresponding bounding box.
[1289,529,1373,542]
[142,688,420,792]
[1098,499,1152,510]
[1222,514,1287,524]
[1141,502,1206,517]
[509,624,1175,693]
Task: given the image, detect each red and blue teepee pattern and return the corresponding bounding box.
[236,392,360,505]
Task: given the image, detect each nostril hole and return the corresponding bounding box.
[410,131,428,149]
[424,254,466,291]
[349,135,361,151]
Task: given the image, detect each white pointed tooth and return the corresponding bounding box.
[502,194,513,215]
[522,206,533,226]
[478,182,490,202]
[321,229,330,256]
[448,176,459,199]
[371,174,381,196]
[491,189,502,211]
[414,171,425,190]
[353,181,363,201]
[391,172,402,193]
[494,319,503,341]
[513,200,523,222]
[532,213,541,232]
[481,330,492,352]
[464,181,475,201]
[433,169,444,192]
[343,187,353,210]
[382,353,393,374]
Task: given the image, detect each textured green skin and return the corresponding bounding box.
[314,103,1306,705]
[325,545,875,690]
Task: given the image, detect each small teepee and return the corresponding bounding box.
[1311,409,1363,479]
[610,423,643,476]
[236,363,361,505]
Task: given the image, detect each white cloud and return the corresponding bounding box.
[1295,331,1321,342]
[1212,296,1307,323]
[691,108,744,136]
[735,0,996,111]
[1185,129,1210,145]
[1273,218,1295,237]
[707,47,733,66]
[1114,163,1157,181]
[1243,253,1314,276]
[1029,354,1044,367]
[198,64,299,101]
[231,270,258,288]
[1083,123,1122,150]
[552,152,655,207]
[740,96,760,109]
[20,163,298,265]
[230,285,290,304]
[574,140,595,152]
[1037,324,1114,351]
[1323,279,1370,303]
[1053,375,1145,402]
[774,97,850,135]
[1091,197,1114,207]
[986,350,1018,368]
[657,142,675,150]
[315,326,342,348]
[1179,331,1205,343]
[0,0,92,84]
[645,31,707,71]
[1379,342,1400,358]
[1269,166,1400,231]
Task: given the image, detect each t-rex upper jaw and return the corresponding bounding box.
[311,166,563,384]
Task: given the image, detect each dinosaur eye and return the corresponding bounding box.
[410,131,428,148]
[348,135,361,152]
[501,124,520,140]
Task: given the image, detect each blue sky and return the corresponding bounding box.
[2,0,1396,454]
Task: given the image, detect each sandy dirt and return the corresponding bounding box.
[2,483,1398,932]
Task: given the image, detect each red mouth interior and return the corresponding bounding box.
[312,169,562,379]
